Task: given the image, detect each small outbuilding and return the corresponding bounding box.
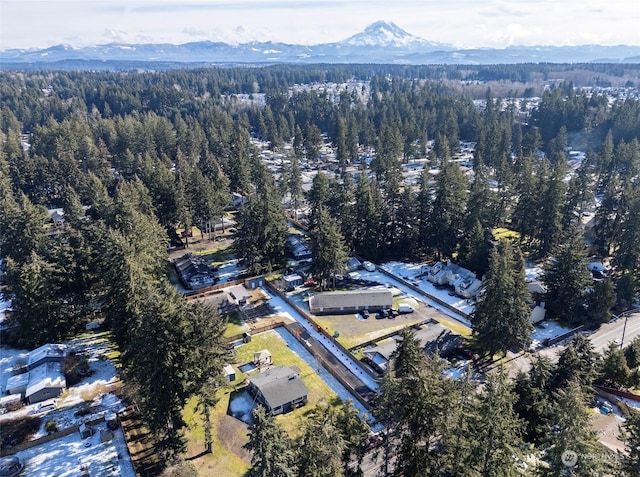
[223,364,236,382]
[5,372,29,397]
[79,423,92,439]
[253,350,272,367]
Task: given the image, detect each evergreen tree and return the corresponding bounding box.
[472,240,533,357]
[553,335,599,391]
[310,206,348,289]
[620,409,640,477]
[513,356,555,443]
[467,371,525,477]
[599,341,632,388]
[542,228,591,325]
[541,380,606,476]
[295,406,346,477]
[428,158,467,258]
[244,406,297,477]
[235,175,287,275]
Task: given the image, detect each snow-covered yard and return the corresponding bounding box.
[14,423,135,477]
[217,258,245,283]
[529,321,573,349]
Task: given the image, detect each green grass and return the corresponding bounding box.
[224,312,248,338]
[183,329,342,475]
[232,330,340,436]
[493,227,521,241]
[183,393,250,477]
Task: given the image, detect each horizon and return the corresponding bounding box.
[2,1,640,51]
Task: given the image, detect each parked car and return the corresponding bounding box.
[361,310,370,319]
[398,304,415,314]
[362,261,375,272]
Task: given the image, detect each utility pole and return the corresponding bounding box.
[621,314,629,349]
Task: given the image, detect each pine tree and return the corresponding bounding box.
[599,341,632,388]
[467,371,525,477]
[295,407,346,477]
[472,240,533,357]
[542,228,591,325]
[541,380,606,476]
[310,206,348,289]
[620,409,640,476]
[244,406,297,477]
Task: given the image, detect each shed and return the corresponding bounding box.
[283,273,303,290]
[253,350,272,367]
[100,428,114,443]
[79,423,92,439]
[223,364,236,382]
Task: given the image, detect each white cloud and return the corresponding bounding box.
[0,0,638,50]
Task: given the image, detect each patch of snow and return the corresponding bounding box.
[530,321,573,349]
[217,258,244,283]
[15,424,135,477]
[525,266,544,282]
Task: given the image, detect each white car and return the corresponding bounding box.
[362,261,375,272]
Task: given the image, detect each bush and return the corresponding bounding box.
[45,420,58,433]
[0,416,41,449]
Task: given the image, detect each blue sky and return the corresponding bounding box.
[2,0,639,50]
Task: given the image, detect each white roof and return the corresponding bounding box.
[5,372,29,392]
[223,364,235,376]
[28,343,67,367]
[25,362,66,398]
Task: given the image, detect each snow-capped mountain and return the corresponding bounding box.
[341,21,445,48]
[1,21,638,68]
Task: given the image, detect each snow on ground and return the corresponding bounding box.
[0,297,11,323]
[525,265,544,283]
[15,424,135,477]
[372,262,474,326]
[264,289,380,392]
[274,327,370,417]
[217,258,245,283]
[529,321,573,349]
[0,346,29,394]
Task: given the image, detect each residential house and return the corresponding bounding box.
[248,365,308,415]
[25,361,66,404]
[174,253,217,290]
[28,343,67,370]
[364,323,462,373]
[285,235,312,260]
[309,289,393,315]
[426,262,482,299]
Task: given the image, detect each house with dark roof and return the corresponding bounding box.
[309,289,393,315]
[248,365,308,415]
[285,235,312,260]
[174,253,217,290]
[363,323,463,373]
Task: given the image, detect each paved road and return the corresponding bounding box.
[587,310,640,353]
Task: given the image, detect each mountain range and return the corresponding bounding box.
[2,21,639,68]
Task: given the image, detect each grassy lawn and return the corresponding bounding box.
[431,315,473,338]
[493,227,521,241]
[224,311,249,338]
[184,329,340,475]
[201,245,236,266]
[183,392,250,477]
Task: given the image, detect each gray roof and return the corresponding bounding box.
[25,362,66,398]
[28,343,67,368]
[309,289,393,311]
[250,365,308,410]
